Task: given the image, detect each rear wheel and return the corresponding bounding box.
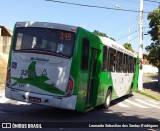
[128,84,134,97]
[104,89,112,109]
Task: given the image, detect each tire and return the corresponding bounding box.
[130,86,133,94]
[104,89,112,109]
[128,84,134,97]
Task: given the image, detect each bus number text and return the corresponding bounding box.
[21,70,37,77]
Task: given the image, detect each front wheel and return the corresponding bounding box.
[104,89,112,109]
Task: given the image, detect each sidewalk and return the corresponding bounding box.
[0,52,8,62]
[0,90,4,96]
[142,74,160,101]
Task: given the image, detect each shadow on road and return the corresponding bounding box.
[0,94,159,131]
[143,81,160,92]
[0,94,158,122]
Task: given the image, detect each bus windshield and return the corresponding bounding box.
[14,27,75,58]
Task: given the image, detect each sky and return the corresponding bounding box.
[0,0,159,52]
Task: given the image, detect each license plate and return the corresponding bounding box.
[29,96,41,103]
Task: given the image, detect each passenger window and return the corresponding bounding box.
[117,52,123,72]
[123,54,128,73]
[81,38,89,71]
[128,56,134,73]
[102,46,108,71]
[108,48,116,72]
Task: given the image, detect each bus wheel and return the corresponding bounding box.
[129,84,133,97]
[104,89,112,109]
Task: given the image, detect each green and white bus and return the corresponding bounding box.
[5,22,139,112]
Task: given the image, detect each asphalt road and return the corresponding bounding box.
[0,92,160,130]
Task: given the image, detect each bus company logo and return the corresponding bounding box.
[12,62,17,69]
[31,57,49,62]
[2,123,11,128]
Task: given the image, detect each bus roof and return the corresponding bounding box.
[99,36,137,57]
[15,21,77,33]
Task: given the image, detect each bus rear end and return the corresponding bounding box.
[5,22,77,110]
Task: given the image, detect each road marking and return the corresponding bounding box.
[124,99,148,108]
[147,100,160,105]
[0,96,9,103]
[135,99,160,109]
[117,102,129,107]
[16,101,30,105]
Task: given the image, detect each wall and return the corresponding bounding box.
[0,36,11,54]
[143,64,158,73]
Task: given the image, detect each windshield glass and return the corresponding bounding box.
[14,27,75,58]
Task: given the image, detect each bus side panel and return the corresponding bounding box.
[71,28,88,112]
[72,28,102,112]
[89,35,102,108]
[96,72,111,106]
[133,57,139,91]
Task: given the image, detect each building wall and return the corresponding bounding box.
[143,64,158,73]
[0,36,11,54]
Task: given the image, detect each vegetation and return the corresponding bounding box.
[137,90,160,101]
[145,7,160,85]
[123,43,134,52]
[143,73,158,77]
[93,30,115,41]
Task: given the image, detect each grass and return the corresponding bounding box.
[136,90,160,101]
[143,73,158,77]
[0,56,7,91]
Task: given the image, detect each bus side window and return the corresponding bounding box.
[102,46,108,71]
[131,57,134,73]
[117,51,123,72]
[108,48,116,72]
[81,38,89,71]
[123,54,127,73]
[129,56,134,73]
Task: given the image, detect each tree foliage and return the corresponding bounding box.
[145,7,160,69]
[93,30,115,41]
[93,30,107,37]
[123,43,134,52]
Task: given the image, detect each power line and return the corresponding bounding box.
[129,35,139,42]
[116,30,138,41]
[144,0,160,3]
[46,0,150,13]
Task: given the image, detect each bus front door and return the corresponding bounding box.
[86,48,100,108]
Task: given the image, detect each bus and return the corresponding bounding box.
[5,22,139,112]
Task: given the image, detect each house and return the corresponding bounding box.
[0,25,12,54]
[133,51,158,73]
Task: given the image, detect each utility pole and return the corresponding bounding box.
[138,0,143,90]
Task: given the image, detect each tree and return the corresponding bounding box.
[93,30,116,41]
[123,43,134,52]
[93,30,107,37]
[145,7,160,85]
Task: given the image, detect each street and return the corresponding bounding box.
[0,91,159,130]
